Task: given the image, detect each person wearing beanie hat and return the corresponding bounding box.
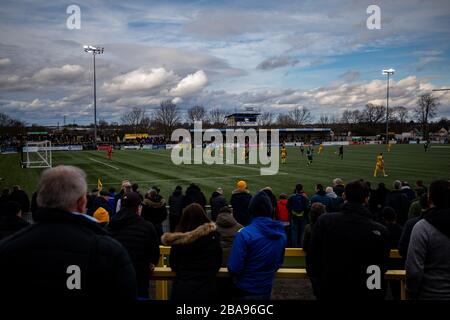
[230,180,252,226]
[228,191,287,299]
[93,207,110,227]
[237,180,247,190]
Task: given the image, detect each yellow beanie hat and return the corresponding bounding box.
[93,207,110,223]
[237,180,247,190]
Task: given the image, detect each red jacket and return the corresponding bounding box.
[276,199,289,222]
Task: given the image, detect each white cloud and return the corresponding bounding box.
[103,67,175,93]
[172,97,183,104]
[0,58,11,66]
[33,64,84,84]
[169,70,208,96]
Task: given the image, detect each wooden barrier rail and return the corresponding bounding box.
[153,246,406,300]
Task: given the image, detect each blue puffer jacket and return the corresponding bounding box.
[227,216,287,295]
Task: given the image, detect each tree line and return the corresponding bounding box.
[0,93,446,139]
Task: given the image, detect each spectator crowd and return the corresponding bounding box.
[0,166,449,301]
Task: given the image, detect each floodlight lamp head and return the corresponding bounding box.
[83,45,104,54]
[382,68,395,75]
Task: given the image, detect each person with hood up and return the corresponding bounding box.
[182,183,207,210]
[210,187,228,221]
[168,186,183,232]
[406,180,450,300]
[230,180,252,226]
[215,206,243,300]
[161,203,222,301]
[141,188,167,242]
[228,191,287,300]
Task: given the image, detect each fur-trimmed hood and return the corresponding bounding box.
[161,222,216,246]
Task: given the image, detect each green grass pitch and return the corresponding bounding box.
[1,144,449,198]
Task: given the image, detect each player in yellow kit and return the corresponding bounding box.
[318,143,324,155]
[373,152,388,177]
[387,142,392,152]
[281,144,287,164]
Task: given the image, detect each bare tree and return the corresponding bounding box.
[349,110,362,124]
[414,93,439,139]
[257,112,275,127]
[287,107,312,126]
[362,103,385,124]
[319,114,330,127]
[277,114,293,127]
[340,109,352,124]
[155,100,181,137]
[121,107,148,133]
[187,105,206,124]
[208,108,227,126]
[393,106,409,124]
[0,112,25,135]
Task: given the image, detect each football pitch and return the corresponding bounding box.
[1,144,449,198]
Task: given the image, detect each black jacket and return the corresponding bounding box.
[401,188,416,203]
[307,202,390,300]
[182,185,207,209]
[210,192,228,221]
[141,196,168,225]
[161,223,222,301]
[0,215,30,241]
[230,189,252,226]
[385,190,410,225]
[169,190,183,217]
[108,209,160,297]
[0,208,137,300]
[10,190,30,213]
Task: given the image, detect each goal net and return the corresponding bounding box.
[24,140,52,168]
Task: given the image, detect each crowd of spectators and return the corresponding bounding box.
[0,167,449,301]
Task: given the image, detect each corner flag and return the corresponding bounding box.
[98,177,103,191]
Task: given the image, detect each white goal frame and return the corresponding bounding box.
[24,140,52,168]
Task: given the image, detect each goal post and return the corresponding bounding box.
[24,140,52,168]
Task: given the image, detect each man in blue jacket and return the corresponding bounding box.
[228,191,287,300]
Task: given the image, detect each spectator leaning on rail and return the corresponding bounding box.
[286,184,309,247]
[168,185,183,232]
[182,183,207,210]
[228,191,287,300]
[161,203,222,301]
[385,180,410,225]
[215,206,243,301]
[141,188,167,243]
[108,191,160,300]
[307,180,390,300]
[311,184,333,213]
[210,187,228,222]
[406,180,450,300]
[230,180,252,226]
[0,165,137,300]
[398,193,429,258]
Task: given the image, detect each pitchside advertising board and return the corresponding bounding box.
[22,145,83,152]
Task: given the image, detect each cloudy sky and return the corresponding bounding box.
[1,0,450,125]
